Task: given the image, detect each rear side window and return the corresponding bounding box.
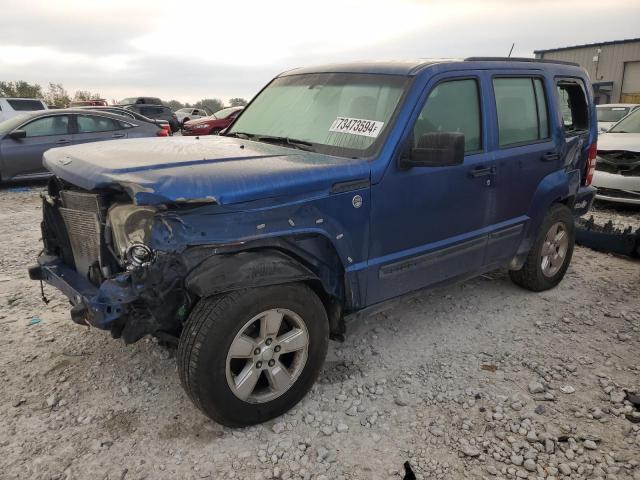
[413,78,481,152]
[77,115,118,133]
[23,115,70,137]
[493,77,549,146]
[556,80,589,134]
[7,99,45,111]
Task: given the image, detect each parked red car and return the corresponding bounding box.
[182,106,243,136]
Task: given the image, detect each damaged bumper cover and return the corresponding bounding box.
[29,252,188,343]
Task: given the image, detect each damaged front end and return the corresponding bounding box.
[29,178,191,343]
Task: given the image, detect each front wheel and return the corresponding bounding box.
[177,283,329,427]
[509,203,575,291]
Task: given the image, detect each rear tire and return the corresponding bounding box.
[177,283,329,427]
[509,203,575,292]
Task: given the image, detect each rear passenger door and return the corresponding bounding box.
[71,114,129,145]
[487,73,558,264]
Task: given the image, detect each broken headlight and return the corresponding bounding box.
[108,204,157,267]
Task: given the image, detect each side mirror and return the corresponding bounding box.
[9,130,27,140]
[400,132,465,169]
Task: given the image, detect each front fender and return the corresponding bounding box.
[185,249,317,298]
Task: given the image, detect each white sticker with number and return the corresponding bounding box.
[329,117,384,138]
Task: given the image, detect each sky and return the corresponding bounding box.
[1,0,639,104]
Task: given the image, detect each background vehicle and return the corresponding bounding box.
[0,109,166,182]
[118,97,163,106]
[0,98,48,122]
[30,58,597,427]
[593,107,640,204]
[182,106,243,135]
[596,103,639,132]
[77,105,173,134]
[175,107,209,125]
[123,104,180,132]
[68,99,108,107]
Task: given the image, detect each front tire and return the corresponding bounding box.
[509,203,575,292]
[177,283,329,427]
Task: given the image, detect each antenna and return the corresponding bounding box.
[508,43,515,58]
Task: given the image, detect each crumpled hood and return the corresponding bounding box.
[598,132,640,153]
[43,136,371,206]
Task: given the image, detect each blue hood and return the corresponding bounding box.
[43,136,371,206]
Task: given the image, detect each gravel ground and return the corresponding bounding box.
[0,183,639,480]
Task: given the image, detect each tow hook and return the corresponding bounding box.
[70,304,89,325]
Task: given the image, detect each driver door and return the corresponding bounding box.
[366,72,498,305]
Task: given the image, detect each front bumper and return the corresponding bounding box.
[593,171,640,205]
[29,254,138,330]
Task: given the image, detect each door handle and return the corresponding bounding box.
[469,166,494,177]
[541,152,560,162]
[56,139,70,145]
[112,133,126,138]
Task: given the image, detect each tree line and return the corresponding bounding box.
[0,80,248,113]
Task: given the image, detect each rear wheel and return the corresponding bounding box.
[177,283,329,427]
[509,203,575,291]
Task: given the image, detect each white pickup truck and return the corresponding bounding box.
[0,98,48,123]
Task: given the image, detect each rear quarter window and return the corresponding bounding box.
[7,99,46,111]
[555,80,589,135]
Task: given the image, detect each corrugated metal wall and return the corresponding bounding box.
[536,40,640,103]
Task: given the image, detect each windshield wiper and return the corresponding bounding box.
[255,135,315,152]
[224,131,254,139]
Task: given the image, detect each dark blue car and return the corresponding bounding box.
[30,57,597,426]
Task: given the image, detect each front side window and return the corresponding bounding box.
[228,73,409,157]
[556,80,588,134]
[413,78,481,153]
[77,115,118,133]
[494,77,549,146]
[22,115,70,137]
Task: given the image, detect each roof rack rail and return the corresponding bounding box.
[464,57,580,67]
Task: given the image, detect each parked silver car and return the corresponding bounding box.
[593,108,640,205]
[596,103,640,133]
[0,109,165,183]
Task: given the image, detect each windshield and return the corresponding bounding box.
[213,107,240,119]
[228,73,409,157]
[597,106,631,123]
[609,108,640,133]
[0,114,32,134]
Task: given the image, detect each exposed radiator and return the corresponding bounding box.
[58,190,106,278]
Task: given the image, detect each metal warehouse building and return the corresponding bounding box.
[534,37,640,105]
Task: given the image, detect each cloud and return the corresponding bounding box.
[1,0,639,103]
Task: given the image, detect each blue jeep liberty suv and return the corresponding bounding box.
[29,57,597,426]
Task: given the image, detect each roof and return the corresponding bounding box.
[534,37,640,54]
[279,60,455,77]
[279,57,582,77]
